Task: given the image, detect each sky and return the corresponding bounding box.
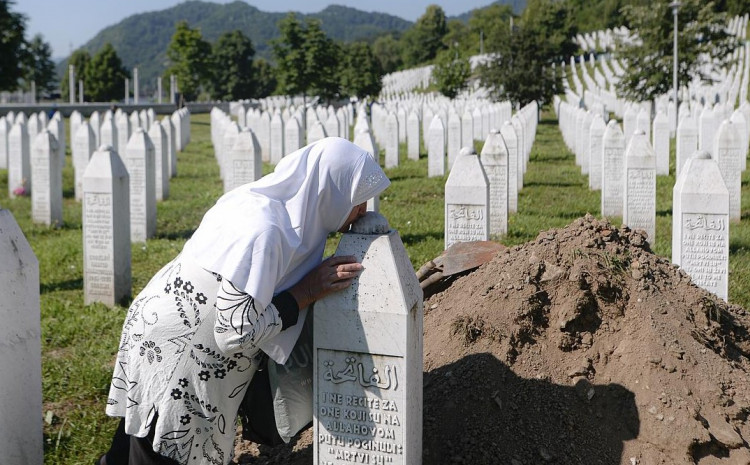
[15,0,496,59]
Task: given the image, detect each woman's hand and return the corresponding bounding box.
[288,255,363,310]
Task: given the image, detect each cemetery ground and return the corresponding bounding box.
[2,110,750,464]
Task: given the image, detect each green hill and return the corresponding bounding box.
[60,1,414,95]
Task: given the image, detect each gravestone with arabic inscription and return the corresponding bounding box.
[0,206,43,465]
[672,151,729,301]
[82,145,131,306]
[444,147,490,249]
[623,130,656,242]
[314,211,423,465]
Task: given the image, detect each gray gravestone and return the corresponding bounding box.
[73,121,96,201]
[385,112,399,169]
[672,152,729,301]
[588,114,606,191]
[500,121,519,212]
[30,130,62,226]
[314,212,423,465]
[124,129,156,242]
[623,130,656,242]
[0,206,43,465]
[444,147,490,249]
[82,145,131,305]
[601,120,626,217]
[480,129,509,238]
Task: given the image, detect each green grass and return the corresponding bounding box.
[2,109,750,464]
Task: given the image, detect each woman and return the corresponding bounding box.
[99,137,390,465]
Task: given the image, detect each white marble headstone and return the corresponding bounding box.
[713,119,743,221]
[588,114,606,191]
[500,121,519,212]
[7,122,30,198]
[623,130,656,241]
[270,110,285,164]
[672,152,729,301]
[285,116,303,155]
[73,121,96,201]
[30,130,62,226]
[384,112,399,169]
[601,120,626,217]
[480,129,509,238]
[224,128,262,192]
[652,111,670,175]
[82,145,131,305]
[444,147,490,249]
[148,122,169,201]
[427,115,445,178]
[124,129,156,242]
[406,111,420,161]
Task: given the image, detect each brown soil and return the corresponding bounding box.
[233,215,750,464]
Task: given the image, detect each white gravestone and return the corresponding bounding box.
[447,111,462,169]
[353,130,381,213]
[480,129,509,238]
[224,128,262,192]
[672,152,729,301]
[588,114,606,191]
[124,129,156,242]
[0,207,43,465]
[308,121,328,145]
[8,122,30,198]
[444,147,490,249]
[427,116,445,178]
[730,109,748,171]
[162,116,177,178]
[271,111,285,164]
[601,120,626,217]
[148,122,169,201]
[406,111,420,161]
[0,116,8,169]
[48,112,65,169]
[675,112,697,178]
[73,121,96,201]
[652,111,670,175]
[100,117,118,154]
[385,112,399,169]
[116,114,131,158]
[500,121,519,212]
[31,130,62,226]
[82,145,131,305]
[90,111,101,147]
[461,110,474,152]
[314,212,423,465]
[581,112,593,175]
[699,105,716,155]
[714,120,743,222]
[221,122,241,181]
[325,112,341,143]
[623,130,656,242]
[285,116,303,155]
[635,107,651,142]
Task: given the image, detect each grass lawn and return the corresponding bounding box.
[1,108,749,464]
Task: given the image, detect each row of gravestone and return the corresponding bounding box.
[555,99,740,301]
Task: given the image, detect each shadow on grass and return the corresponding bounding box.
[399,231,444,244]
[156,229,197,240]
[41,278,83,294]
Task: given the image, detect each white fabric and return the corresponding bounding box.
[182,137,389,363]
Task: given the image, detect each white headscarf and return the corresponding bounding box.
[183,137,389,362]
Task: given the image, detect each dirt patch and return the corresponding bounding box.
[233,215,750,464]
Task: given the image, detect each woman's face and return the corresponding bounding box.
[338,202,367,233]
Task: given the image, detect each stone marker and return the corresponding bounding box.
[601,120,626,217]
[116,114,131,158]
[325,111,341,142]
[48,112,65,169]
[124,129,156,242]
[73,121,96,201]
[444,147,490,249]
[623,130,656,242]
[461,110,474,151]
[285,116,303,155]
[162,116,177,178]
[588,114,606,191]
[480,129,509,238]
[385,112,399,169]
[148,122,169,201]
[82,145,131,306]
[652,111,670,175]
[447,111,462,169]
[0,116,8,170]
[353,130,381,212]
[407,111,420,161]
[635,107,651,142]
[314,211,423,465]
[224,128,262,192]
[0,206,43,465]
[220,122,241,181]
[308,121,328,145]
[427,115,445,177]
[676,114,698,178]
[100,117,118,154]
[8,122,30,198]
[713,120,743,221]
[699,105,716,155]
[90,111,101,147]
[672,151,729,301]
[730,109,748,171]
[31,130,62,226]
[271,110,285,164]
[500,121,519,212]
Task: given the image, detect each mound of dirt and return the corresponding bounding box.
[233,215,750,465]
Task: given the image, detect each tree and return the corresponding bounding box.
[252,58,277,98]
[478,0,576,107]
[401,5,448,67]
[432,49,471,99]
[21,34,56,97]
[0,0,27,92]
[468,4,513,54]
[210,30,255,101]
[84,43,129,102]
[165,20,212,101]
[615,0,737,102]
[61,49,91,102]
[372,34,403,74]
[340,42,383,99]
[272,13,341,102]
